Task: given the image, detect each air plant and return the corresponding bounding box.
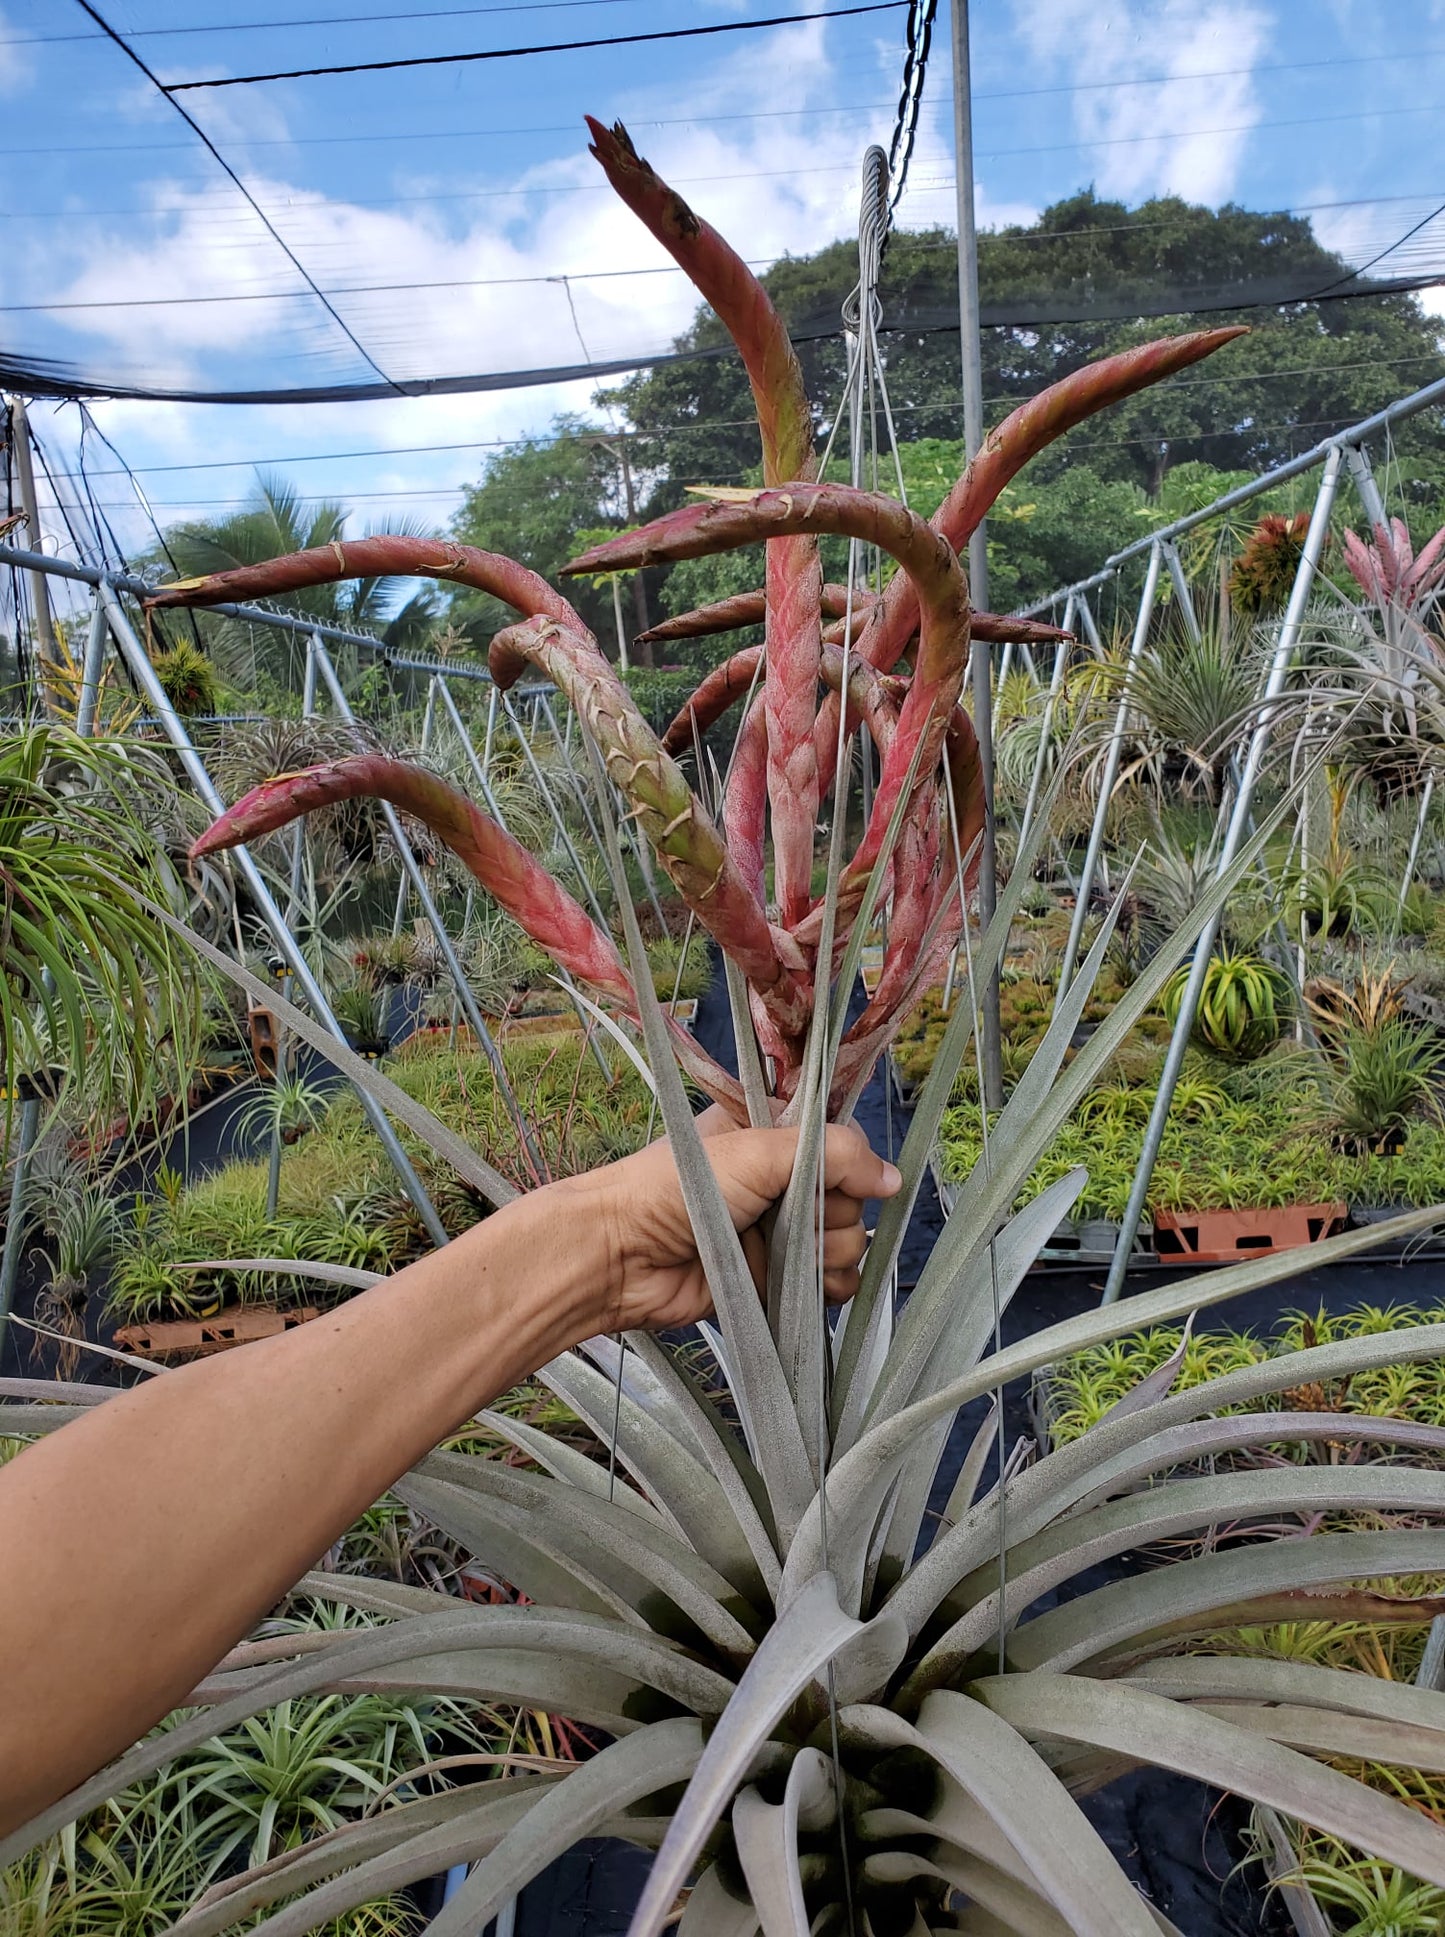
[1163,946,1291,1061]
[10,121,1445,1937]
[1229,511,1314,616]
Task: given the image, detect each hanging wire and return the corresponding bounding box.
[884,0,939,235]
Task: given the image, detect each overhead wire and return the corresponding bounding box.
[163,2,910,90]
[70,0,401,395]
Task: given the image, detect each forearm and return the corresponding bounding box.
[0,1178,605,1837]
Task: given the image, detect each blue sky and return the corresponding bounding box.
[1,0,1440,585]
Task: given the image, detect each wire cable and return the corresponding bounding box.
[885,0,937,228]
[164,2,908,89]
[71,0,401,395]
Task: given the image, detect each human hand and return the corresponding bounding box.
[562,1107,902,1334]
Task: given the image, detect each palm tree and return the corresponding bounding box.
[162,475,439,693]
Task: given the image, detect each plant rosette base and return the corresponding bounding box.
[1154,1201,1349,1265]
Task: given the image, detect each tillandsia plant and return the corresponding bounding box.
[11,122,1445,1937]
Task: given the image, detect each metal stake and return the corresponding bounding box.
[1399,773,1436,914]
[949,0,1001,1107]
[6,397,58,665]
[96,580,448,1245]
[267,637,320,1220]
[308,642,546,1178]
[1059,539,1164,996]
[0,1098,39,1367]
[74,593,108,737]
[1162,540,1201,644]
[431,677,612,1081]
[1101,446,1344,1303]
[1018,593,1073,849]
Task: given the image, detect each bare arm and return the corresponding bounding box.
[0,1119,898,1837]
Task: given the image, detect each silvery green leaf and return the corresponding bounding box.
[833,783,1058,1441]
[838,1691,1160,1936]
[473,1406,663,1523]
[399,1461,758,1662]
[869,1170,1088,1593]
[919,1464,1445,1679]
[0,1404,90,1437]
[426,1720,707,1937]
[624,1330,782,1593]
[679,1862,762,1936]
[175,1258,383,1291]
[1120,1652,1445,1731]
[833,1208,1445,1646]
[1008,1529,1445,1673]
[576,725,815,1544]
[866,1849,1074,1937]
[1098,1312,1196,1424]
[1188,1700,1445,1775]
[723,952,772,1131]
[395,1472,640,1624]
[553,979,658,1092]
[166,1779,557,1937]
[975,1672,1445,1889]
[628,1573,866,1937]
[868,887,1133,1429]
[940,1398,1001,1528]
[732,1746,835,1937]
[539,1348,772,1601]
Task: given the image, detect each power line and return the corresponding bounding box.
[2,0,653,45]
[46,353,1445,491]
[163,3,909,90]
[70,0,399,394]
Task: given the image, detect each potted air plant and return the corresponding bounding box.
[13,121,1445,1937]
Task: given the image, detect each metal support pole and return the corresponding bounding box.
[610,575,631,673]
[431,679,612,1081]
[1400,773,1436,913]
[0,1098,39,1367]
[392,677,438,939]
[1101,447,1344,1303]
[6,397,57,665]
[73,592,108,738]
[267,638,320,1220]
[310,643,545,1178]
[1075,593,1104,654]
[1018,594,1073,848]
[490,689,608,928]
[1162,540,1201,644]
[1059,540,1164,996]
[949,0,1001,1107]
[1345,442,1390,532]
[96,579,448,1245]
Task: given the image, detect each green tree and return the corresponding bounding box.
[161,474,439,695]
[447,417,617,646]
[606,194,1445,515]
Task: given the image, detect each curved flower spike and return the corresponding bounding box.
[585,117,822,927]
[490,616,810,1048]
[146,534,592,638]
[639,584,874,647]
[856,326,1250,676]
[566,484,971,935]
[190,754,745,1114]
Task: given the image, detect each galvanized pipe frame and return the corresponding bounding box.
[1015,366,1445,623]
[1099,445,1346,1302]
[97,579,450,1246]
[306,634,547,1181]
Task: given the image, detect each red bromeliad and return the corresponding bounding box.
[158,121,1244,1122]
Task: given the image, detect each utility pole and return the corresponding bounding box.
[949,0,1002,1106]
[6,397,58,666]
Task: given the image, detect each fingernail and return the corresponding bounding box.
[881,1163,902,1194]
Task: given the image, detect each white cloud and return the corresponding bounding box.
[1011,0,1271,205]
[0,6,34,96]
